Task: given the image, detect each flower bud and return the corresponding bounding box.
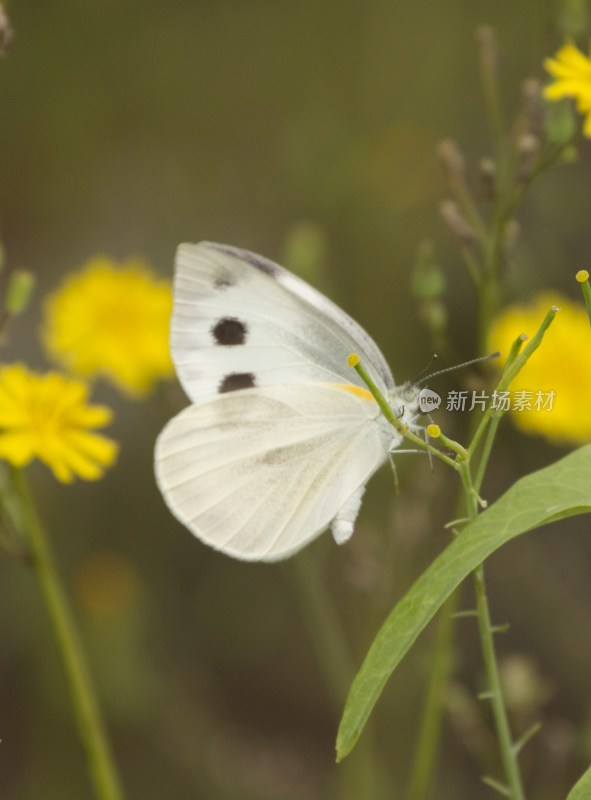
[0,4,13,57]
[439,200,476,245]
[5,270,35,315]
[475,25,499,81]
[516,133,540,181]
[437,139,467,186]
[521,78,546,137]
[479,157,496,202]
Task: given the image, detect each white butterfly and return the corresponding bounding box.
[154,242,423,562]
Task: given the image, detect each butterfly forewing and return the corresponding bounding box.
[171,242,395,405]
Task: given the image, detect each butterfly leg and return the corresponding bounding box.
[422,426,434,471]
[387,451,400,496]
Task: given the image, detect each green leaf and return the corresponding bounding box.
[566,763,591,800]
[336,444,591,761]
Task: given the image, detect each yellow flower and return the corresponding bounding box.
[544,41,591,136]
[488,293,591,445]
[42,256,174,398]
[0,364,118,482]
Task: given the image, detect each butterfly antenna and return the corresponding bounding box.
[416,351,500,386]
[414,353,439,383]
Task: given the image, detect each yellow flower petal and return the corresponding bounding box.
[544,79,591,101]
[64,430,119,466]
[488,293,591,445]
[68,404,113,429]
[546,43,591,77]
[0,364,118,481]
[544,40,591,137]
[43,440,103,483]
[42,257,174,398]
[0,430,37,466]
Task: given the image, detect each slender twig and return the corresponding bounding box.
[473,564,525,800]
[503,139,576,225]
[468,308,558,460]
[477,26,505,155]
[10,470,125,800]
[473,413,502,494]
[576,270,591,326]
[458,460,526,800]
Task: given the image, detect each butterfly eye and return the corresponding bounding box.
[400,386,418,405]
[211,317,248,346]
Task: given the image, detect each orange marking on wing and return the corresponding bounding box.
[326,383,375,402]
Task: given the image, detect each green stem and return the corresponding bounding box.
[459,462,525,799]
[476,26,505,153]
[460,244,484,287]
[406,295,555,800]
[11,470,125,800]
[473,413,502,494]
[468,308,558,461]
[477,273,500,358]
[473,564,525,800]
[496,307,558,392]
[503,139,575,225]
[577,273,591,326]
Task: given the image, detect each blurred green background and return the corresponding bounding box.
[2,1,591,798]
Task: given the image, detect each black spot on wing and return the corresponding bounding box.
[240,251,278,277]
[219,372,256,393]
[211,317,248,345]
[213,269,235,289]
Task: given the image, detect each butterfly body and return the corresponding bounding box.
[155,242,422,561]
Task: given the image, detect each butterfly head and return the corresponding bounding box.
[387,383,419,427]
[386,381,439,422]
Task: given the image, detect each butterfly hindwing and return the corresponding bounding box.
[171,242,395,404]
[154,383,393,561]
